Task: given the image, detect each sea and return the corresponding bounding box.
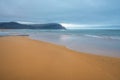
[0,29,120,57]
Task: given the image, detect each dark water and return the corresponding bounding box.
[0,29,120,57]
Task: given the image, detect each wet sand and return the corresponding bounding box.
[0,36,120,80]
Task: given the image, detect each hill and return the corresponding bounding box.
[0,22,66,29]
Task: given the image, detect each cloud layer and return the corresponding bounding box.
[0,0,120,24]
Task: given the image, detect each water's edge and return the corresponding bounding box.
[0,29,120,58]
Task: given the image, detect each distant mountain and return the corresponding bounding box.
[0,22,66,29]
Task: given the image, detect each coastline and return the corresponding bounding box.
[0,36,120,80]
[1,29,120,57]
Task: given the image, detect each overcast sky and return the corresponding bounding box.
[0,0,120,24]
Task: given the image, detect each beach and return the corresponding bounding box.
[0,36,120,80]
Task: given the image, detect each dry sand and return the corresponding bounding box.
[0,36,120,80]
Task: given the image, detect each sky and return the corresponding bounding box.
[0,0,120,25]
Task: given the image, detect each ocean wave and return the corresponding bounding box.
[0,32,29,36]
[84,34,120,40]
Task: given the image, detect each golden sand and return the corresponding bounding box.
[0,36,120,80]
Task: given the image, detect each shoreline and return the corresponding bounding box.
[1,29,120,57]
[0,36,120,80]
[29,35,120,58]
[29,36,116,58]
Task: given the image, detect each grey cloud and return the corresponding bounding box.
[0,0,120,24]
